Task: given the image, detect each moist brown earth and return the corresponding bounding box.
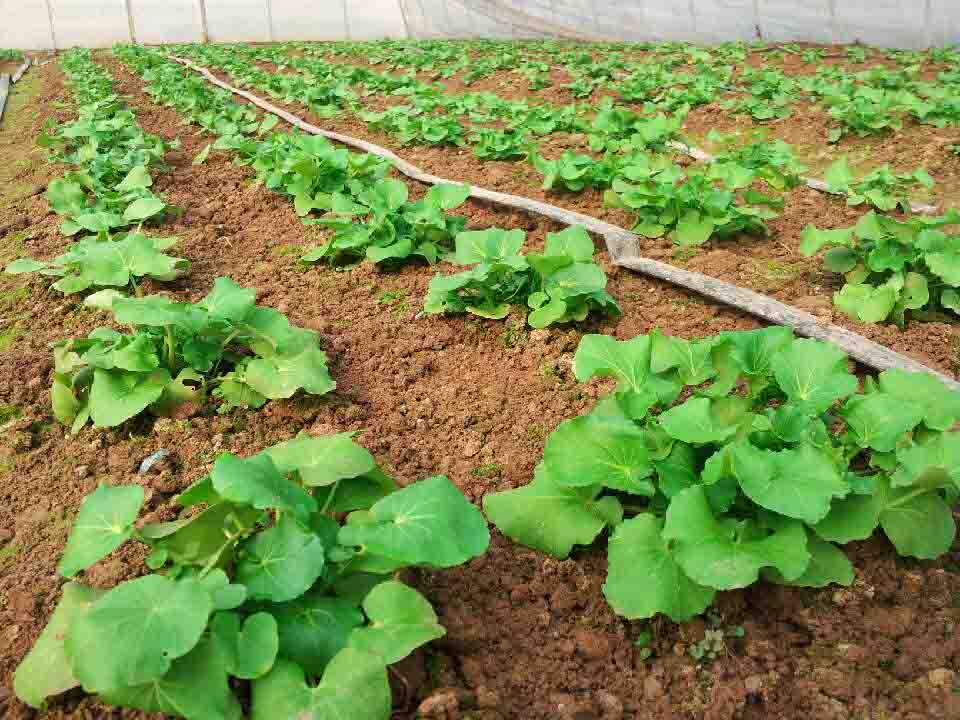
[0,52,957,720]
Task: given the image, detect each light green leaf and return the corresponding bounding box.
[658,397,737,445]
[251,651,389,720]
[349,581,444,664]
[603,514,714,621]
[543,414,652,493]
[765,531,854,588]
[731,442,848,524]
[264,432,376,487]
[58,483,144,578]
[101,639,239,720]
[236,515,326,603]
[13,583,107,708]
[573,333,651,393]
[880,486,955,559]
[841,392,923,451]
[771,338,857,412]
[211,452,317,520]
[337,475,489,568]
[483,464,621,559]
[66,575,213,692]
[123,197,166,222]
[89,368,171,427]
[878,369,960,431]
[210,611,279,680]
[663,487,810,590]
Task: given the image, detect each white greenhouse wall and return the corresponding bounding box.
[0,0,958,50]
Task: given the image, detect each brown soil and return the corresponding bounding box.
[0,51,957,720]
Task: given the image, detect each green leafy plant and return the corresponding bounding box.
[40,50,175,238]
[470,127,531,160]
[0,48,25,62]
[51,277,335,431]
[800,210,960,324]
[13,433,490,719]
[529,150,616,192]
[424,225,619,326]
[709,137,807,191]
[302,181,470,265]
[5,232,188,296]
[485,328,960,622]
[605,168,782,247]
[823,157,934,212]
[822,87,904,142]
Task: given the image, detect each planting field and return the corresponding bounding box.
[1,38,960,720]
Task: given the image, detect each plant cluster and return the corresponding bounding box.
[823,157,934,212]
[485,328,960,621]
[424,225,620,327]
[800,210,960,324]
[708,136,807,191]
[302,180,471,265]
[38,49,174,240]
[605,163,782,247]
[14,433,489,719]
[5,232,188,295]
[51,277,335,431]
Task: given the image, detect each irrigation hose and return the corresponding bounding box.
[167,55,960,390]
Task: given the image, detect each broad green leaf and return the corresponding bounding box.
[123,197,166,222]
[650,331,715,385]
[58,483,144,578]
[251,651,389,720]
[210,611,279,680]
[89,368,171,427]
[824,156,854,191]
[841,392,923,451]
[813,491,883,544]
[543,414,653,493]
[116,165,153,191]
[242,346,335,399]
[834,282,897,323]
[878,368,960,431]
[66,575,213,692]
[603,514,714,621]
[765,531,854,588]
[272,592,364,675]
[658,397,738,445]
[144,501,259,568]
[201,276,256,322]
[100,639,239,720]
[236,515,326,603]
[573,333,651,393]
[13,583,107,708]
[337,475,489,568]
[731,442,848,524]
[674,210,715,247]
[880,485,955,559]
[663,487,810,590]
[425,182,471,210]
[483,464,621,559]
[5,258,47,274]
[771,338,857,412]
[891,432,960,490]
[799,225,853,256]
[264,432,377,487]
[453,228,526,264]
[544,225,595,262]
[211,452,317,520]
[349,581,444,664]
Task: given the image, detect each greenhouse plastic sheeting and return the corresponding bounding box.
[1,0,958,49]
[0,0,407,50]
[401,0,960,48]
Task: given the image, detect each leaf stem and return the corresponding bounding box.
[321,479,341,514]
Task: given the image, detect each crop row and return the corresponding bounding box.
[165,42,960,327]
[6,45,960,720]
